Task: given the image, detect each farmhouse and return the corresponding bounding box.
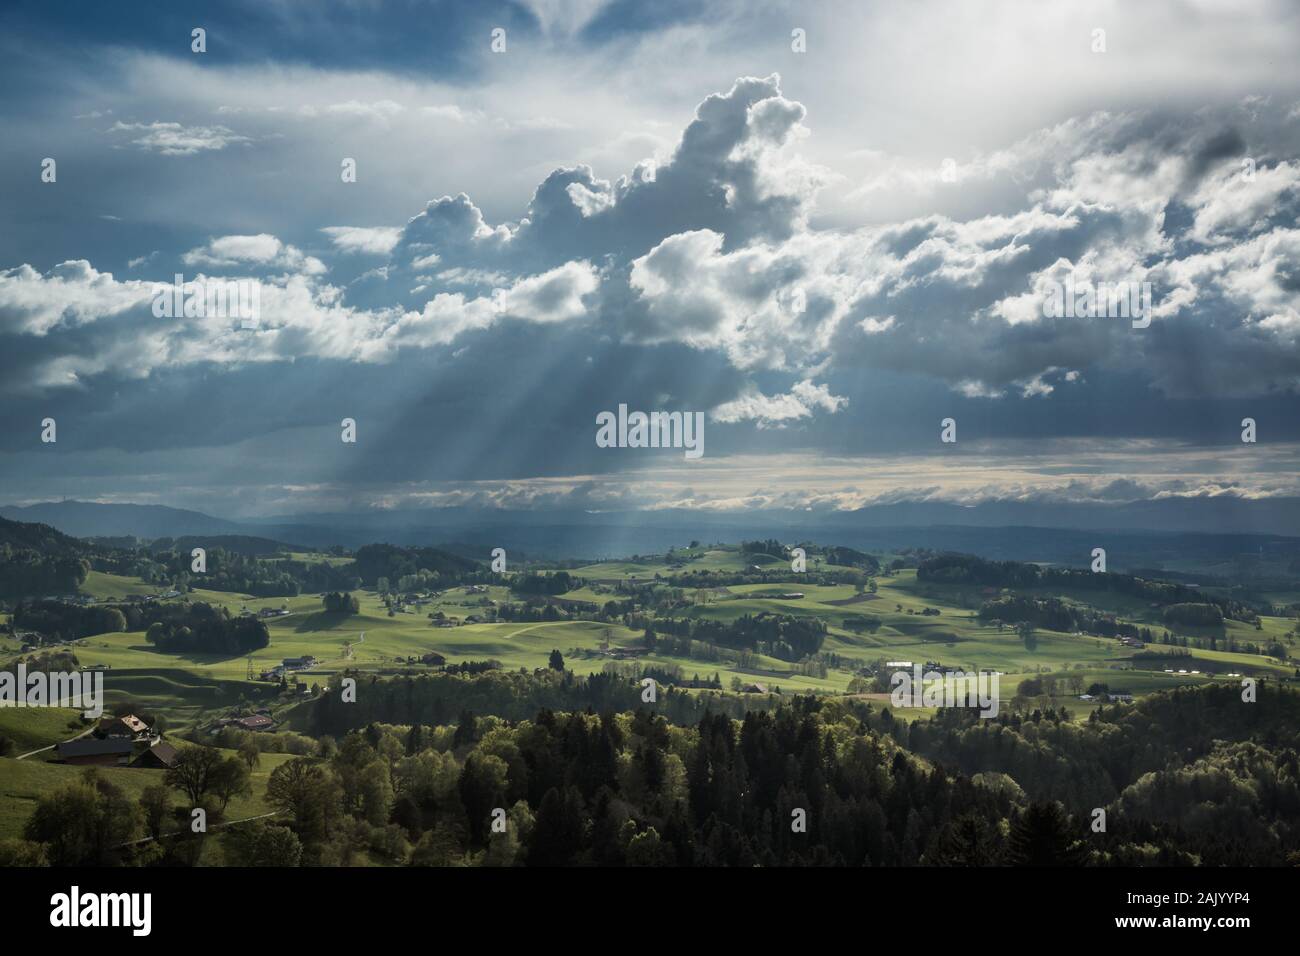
[282,656,317,671]
[133,740,179,769]
[96,714,151,739]
[57,737,135,766]
[236,714,276,732]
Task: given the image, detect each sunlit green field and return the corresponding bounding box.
[80,569,156,600]
[21,560,1285,728]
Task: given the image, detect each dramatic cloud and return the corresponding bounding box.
[1,2,1297,515]
[6,78,1299,410]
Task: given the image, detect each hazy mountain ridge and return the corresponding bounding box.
[4,499,1299,573]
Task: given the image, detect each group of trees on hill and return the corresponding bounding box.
[351,544,479,588]
[651,612,827,661]
[0,548,88,601]
[977,595,1155,641]
[11,600,127,641]
[11,597,272,655]
[322,591,361,615]
[143,603,270,655]
[919,553,1256,621]
[1,513,493,603]
[1162,602,1225,627]
[739,539,787,559]
[511,571,576,595]
[310,668,775,736]
[890,683,1300,863]
[658,565,874,591]
[736,541,883,574]
[0,517,92,600]
[823,546,882,572]
[122,545,360,598]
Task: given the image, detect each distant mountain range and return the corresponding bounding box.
[3,498,1299,572]
[1,501,244,539]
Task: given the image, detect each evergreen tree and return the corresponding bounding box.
[1007,802,1086,866]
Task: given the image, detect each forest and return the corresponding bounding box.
[9,682,1295,868]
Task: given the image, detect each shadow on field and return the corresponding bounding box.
[294,611,362,632]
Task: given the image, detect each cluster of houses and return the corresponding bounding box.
[101,589,181,603]
[243,606,290,619]
[54,713,178,769]
[15,632,44,652]
[257,656,317,682]
[208,710,277,733]
[392,595,434,612]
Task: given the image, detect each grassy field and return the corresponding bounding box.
[0,745,301,856]
[1,545,1295,856]
[2,553,1288,735]
[0,707,87,755]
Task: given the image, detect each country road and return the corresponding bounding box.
[15,724,95,761]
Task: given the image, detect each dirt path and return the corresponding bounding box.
[502,620,607,640]
[116,810,283,848]
[15,724,95,761]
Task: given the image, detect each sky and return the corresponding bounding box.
[1,0,1299,520]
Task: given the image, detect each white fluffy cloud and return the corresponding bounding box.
[0,260,152,337]
[182,235,327,275]
[109,121,250,155]
[320,226,404,255]
[712,380,848,426]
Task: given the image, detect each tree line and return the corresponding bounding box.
[12,683,1295,868]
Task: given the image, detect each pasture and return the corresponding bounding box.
[2,553,1290,732]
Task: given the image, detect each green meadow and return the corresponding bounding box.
[0,744,303,864]
[0,707,86,755]
[0,544,1294,867]
[2,550,1291,737]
